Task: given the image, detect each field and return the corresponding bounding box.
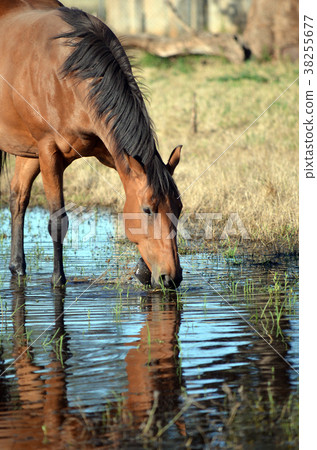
[0,54,299,251]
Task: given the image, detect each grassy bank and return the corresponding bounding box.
[0,55,298,250]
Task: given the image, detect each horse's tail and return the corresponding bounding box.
[0,150,6,177]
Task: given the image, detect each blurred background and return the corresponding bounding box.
[62,0,298,62]
[62,0,251,34]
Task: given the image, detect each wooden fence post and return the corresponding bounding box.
[98,0,105,20]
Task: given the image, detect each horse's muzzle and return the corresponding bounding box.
[152,271,183,289]
[134,258,182,289]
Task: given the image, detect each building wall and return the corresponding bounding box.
[208,0,252,33]
[103,0,252,36]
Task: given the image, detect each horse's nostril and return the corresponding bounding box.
[163,271,183,288]
[151,272,182,289]
[161,274,182,289]
[161,274,171,287]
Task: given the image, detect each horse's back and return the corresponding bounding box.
[0,0,65,65]
[0,7,71,98]
[0,7,76,158]
[0,0,62,18]
[0,6,100,159]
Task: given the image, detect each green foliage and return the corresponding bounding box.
[208,70,270,83]
[139,53,212,74]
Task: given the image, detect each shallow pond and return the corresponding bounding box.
[0,208,299,449]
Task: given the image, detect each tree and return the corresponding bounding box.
[243,0,298,60]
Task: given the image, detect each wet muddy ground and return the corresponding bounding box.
[0,208,298,448]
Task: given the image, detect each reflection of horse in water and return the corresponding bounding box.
[0,279,296,446]
[124,294,186,436]
[0,282,78,447]
[0,285,186,446]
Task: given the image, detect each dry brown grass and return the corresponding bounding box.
[0,55,298,248]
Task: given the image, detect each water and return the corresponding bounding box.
[0,208,299,448]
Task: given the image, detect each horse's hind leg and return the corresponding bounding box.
[9,156,40,276]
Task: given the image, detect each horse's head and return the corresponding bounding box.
[116,146,183,288]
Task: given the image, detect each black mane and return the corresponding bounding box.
[0,150,7,177]
[55,7,179,200]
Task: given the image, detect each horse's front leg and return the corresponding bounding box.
[39,142,68,287]
[9,157,40,276]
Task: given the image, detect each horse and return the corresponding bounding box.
[0,4,183,288]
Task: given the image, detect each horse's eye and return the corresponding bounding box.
[143,207,152,216]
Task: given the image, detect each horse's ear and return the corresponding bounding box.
[127,155,145,177]
[167,145,182,175]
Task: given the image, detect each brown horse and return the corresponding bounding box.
[0,4,183,288]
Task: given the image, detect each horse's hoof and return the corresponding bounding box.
[9,262,26,277]
[134,258,151,286]
[51,273,67,287]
